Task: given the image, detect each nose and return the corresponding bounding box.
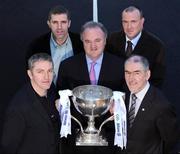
[44,72,49,80]
[127,73,135,81]
[90,42,97,50]
[127,22,132,29]
[57,22,62,29]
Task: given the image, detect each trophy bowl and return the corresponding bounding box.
[71,85,113,146]
[72,84,113,117]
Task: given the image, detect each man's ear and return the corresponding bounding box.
[68,20,71,28]
[146,70,151,81]
[27,70,32,80]
[47,20,50,28]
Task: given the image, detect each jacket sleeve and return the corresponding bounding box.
[1,105,26,153]
[156,103,179,154]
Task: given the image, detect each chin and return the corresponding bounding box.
[42,85,51,90]
[129,87,137,93]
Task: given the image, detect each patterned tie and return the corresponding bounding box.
[89,61,96,85]
[126,40,133,57]
[128,94,137,128]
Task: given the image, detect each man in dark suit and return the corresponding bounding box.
[106,6,166,88]
[122,55,179,154]
[0,53,60,154]
[57,21,124,154]
[26,5,83,85]
[57,49,124,91]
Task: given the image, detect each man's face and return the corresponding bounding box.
[125,61,150,93]
[47,13,71,44]
[28,60,54,95]
[82,27,106,61]
[122,10,144,40]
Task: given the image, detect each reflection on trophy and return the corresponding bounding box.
[71,85,114,146]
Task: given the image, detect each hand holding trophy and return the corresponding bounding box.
[57,85,127,148]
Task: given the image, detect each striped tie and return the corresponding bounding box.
[128,94,137,128]
[126,40,133,57]
[89,61,96,85]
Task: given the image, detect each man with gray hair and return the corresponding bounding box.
[1,53,60,154]
[57,21,124,154]
[57,21,124,91]
[123,54,179,154]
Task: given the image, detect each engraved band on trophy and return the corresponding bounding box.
[71,85,114,146]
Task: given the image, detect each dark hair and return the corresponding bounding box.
[47,5,71,21]
[80,21,108,40]
[28,53,53,70]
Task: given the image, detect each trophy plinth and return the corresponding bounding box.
[72,85,113,146]
[76,132,108,146]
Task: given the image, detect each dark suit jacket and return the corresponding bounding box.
[26,31,84,64]
[0,83,60,154]
[106,30,166,88]
[57,52,124,91]
[124,85,179,154]
[57,52,125,154]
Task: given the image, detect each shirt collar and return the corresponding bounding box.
[132,81,150,102]
[50,33,69,48]
[126,31,142,47]
[86,53,104,65]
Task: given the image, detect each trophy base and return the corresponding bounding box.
[76,133,108,146]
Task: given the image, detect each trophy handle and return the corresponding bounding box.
[98,115,114,135]
[71,115,84,135]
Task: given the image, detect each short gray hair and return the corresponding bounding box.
[80,21,108,40]
[122,6,143,18]
[28,53,53,70]
[125,54,149,71]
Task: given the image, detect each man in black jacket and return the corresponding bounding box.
[26,5,84,85]
[106,6,166,89]
[123,55,179,154]
[1,53,60,154]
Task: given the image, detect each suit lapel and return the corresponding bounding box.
[118,32,126,57]
[128,86,154,134]
[80,53,91,84]
[97,52,112,85]
[97,53,106,84]
[133,30,147,55]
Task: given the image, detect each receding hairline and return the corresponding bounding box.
[125,55,149,71]
[80,21,107,40]
[122,6,143,18]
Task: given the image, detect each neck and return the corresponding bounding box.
[87,53,103,62]
[54,35,68,46]
[31,82,47,97]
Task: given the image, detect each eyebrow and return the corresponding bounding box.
[125,70,142,73]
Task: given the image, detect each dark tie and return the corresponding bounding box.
[89,61,96,85]
[126,40,133,57]
[128,94,137,128]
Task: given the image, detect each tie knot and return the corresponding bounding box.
[127,40,132,45]
[91,61,96,66]
[131,94,137,101]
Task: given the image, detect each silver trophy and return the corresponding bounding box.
[71,85,114,146]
